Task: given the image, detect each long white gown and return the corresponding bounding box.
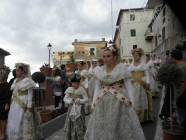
[146,60,159,94]
[128,62,153,122]
[84,63,145,140]
[7,77,42,140]
[88,66,99,105]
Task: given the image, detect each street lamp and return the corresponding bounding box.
[47,43,52,67]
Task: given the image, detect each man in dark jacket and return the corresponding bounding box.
[60,64,69,112]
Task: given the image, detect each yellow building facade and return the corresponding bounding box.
[53,51,74,67]
[72,38,107,62]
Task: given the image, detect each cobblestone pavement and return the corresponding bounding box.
[46,128,65,140]
[46,115,90,140]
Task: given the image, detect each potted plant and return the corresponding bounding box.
[32,72,53,123]
[157,64,184,140]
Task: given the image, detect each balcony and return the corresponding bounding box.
[145,32,154,40]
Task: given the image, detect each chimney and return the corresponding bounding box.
[102,38,105,41]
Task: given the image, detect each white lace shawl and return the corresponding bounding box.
[92,63,134,107]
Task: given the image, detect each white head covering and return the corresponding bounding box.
[131,48,146,64]
[15,63,31,77]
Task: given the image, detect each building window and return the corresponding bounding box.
[128,59,133,64]
[162,27,165,40]
[130,14,135,21]
[133,45,137,49]
[150,26,152,32]
[130,29,136,37]
[89,47,96,56]
[163,17,165,24]
[163,7,166,17]
[155,36,158,47]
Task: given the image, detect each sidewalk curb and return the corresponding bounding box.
[41,113,67,138]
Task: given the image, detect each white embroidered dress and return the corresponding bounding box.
[84,63,145,140]
[128,62,154,122]
[146,60,159,93]
[7,77,36,140]
[128,62,149,111]
[63,86,88,140]
[88,66,99,105]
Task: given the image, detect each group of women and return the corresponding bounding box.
[63,44,160,140]
[0,43,159,140]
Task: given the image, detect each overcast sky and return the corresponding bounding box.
[0,0,147,76]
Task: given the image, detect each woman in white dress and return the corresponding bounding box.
[77,62,90,114]
[146,54,159,97]
[128,48,153,123]
[84,45,145,140]
[88,60,98,106]
[6,63,42,140]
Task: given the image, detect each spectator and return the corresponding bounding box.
[0,65,11,140]
[171,49,186,135]
[52,68,63,109]
[60,64,69,111]
[8,69,16,97]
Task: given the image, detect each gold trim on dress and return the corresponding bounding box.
[12,94,27,111]
[131,71,145,86]
[18,91,28,96]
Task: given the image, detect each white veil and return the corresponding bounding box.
[15,63,31,77]
[131,48,146,65]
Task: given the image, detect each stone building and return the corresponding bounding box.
[0,48,10,65]
[72,38,107,62]
[146,0,186,58]
[115,8,154,61]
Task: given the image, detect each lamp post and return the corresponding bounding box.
[47,43,52,67]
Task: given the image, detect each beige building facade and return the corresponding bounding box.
[53,51,74,67]
[72,38,107,62]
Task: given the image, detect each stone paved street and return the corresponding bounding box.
[46,115,90,140]
[46,129,65,140]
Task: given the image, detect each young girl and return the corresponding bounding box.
[63,73,88,140]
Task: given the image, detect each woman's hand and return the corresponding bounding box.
[27,107,33,112]
[144,83,150,90]
[5,104,9,111]
[75,98,80,104]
